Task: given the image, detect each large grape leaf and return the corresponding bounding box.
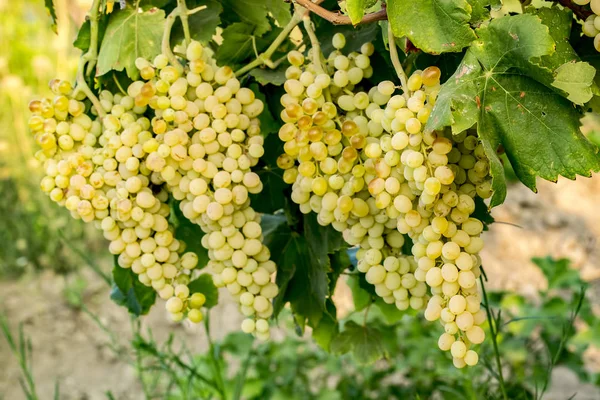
[387,0,476,54]
[96,7,165,78]
[427,14,600,207]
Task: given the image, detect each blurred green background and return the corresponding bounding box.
[0,0,108,278]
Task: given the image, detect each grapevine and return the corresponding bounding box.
[27,0,600,373]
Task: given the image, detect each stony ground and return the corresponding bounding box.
[1,176,600,399]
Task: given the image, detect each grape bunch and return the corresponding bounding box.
[29,39,278,338]
[364,72,491,367]
[112,41,277,339]
[277,33,429,311]
[30,78,207,323]
[277,33,493,366]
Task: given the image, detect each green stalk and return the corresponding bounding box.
[302,13,324,74]
[76,57,106,117]
[480,276,508,400]
[387,23,409,99]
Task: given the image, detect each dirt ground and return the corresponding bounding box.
[2,176,600,400]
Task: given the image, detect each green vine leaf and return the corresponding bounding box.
[266,0,293,26]
[220,0,272,36]
[346,0,368,25]
[172,0,223,44]
[466,0,498,24]
[110,260,156,316]
[264,213,344,327]
[96,6,165,78]
[216,23,281,68]
[527,7,596,104]
[552,62,597,105]
[312,300,339,351]
[187,274,219,308]
[248,66,288,86]
[330,321,388,364]
[427,14,600,207]
[387,0,476,54]
[44,0,58,33]
[216,22,254,65]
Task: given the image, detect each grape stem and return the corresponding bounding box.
[293,0,387,25]
[75,58,106,117]
[387,23,409,100]
[112,72,127,95]
[162,2,207,71]
[302,14,325,74]
[234,7,305,77]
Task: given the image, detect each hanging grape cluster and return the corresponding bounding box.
[29,40,278,338]
[277,33,493,366]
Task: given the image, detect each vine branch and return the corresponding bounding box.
[293,0,387,25]
[303,14,325,74]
